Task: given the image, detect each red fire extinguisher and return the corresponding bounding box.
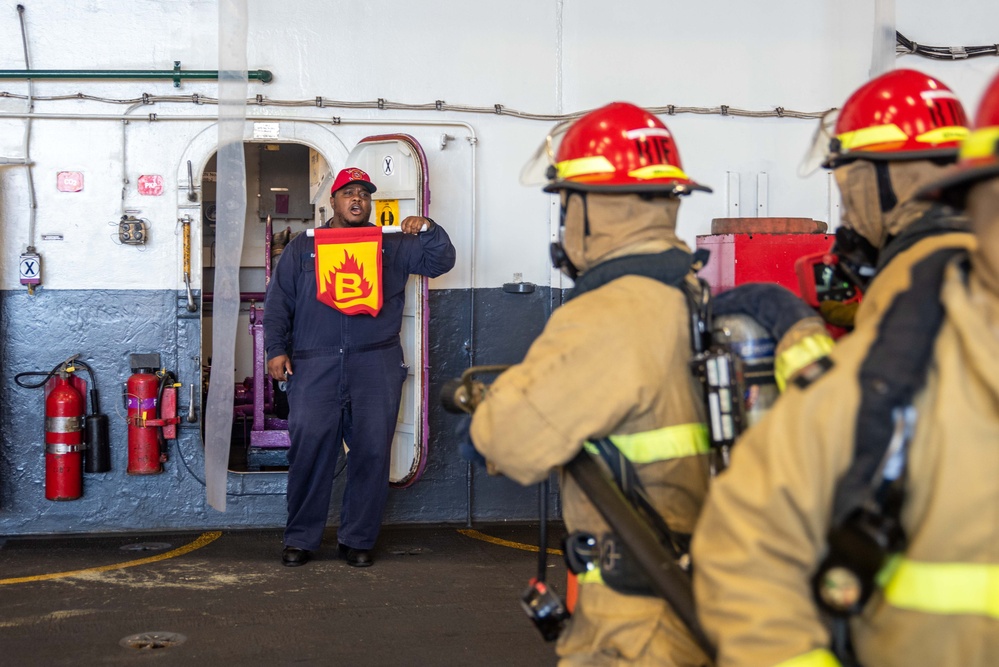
[15,354,111,501]
[125,353,180,475]
[45,371,85,500]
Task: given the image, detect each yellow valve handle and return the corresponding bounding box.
[182,221,191,277]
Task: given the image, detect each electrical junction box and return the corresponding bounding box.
[119,216,148,245]
[19,249,41,286]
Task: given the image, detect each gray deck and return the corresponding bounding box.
[0,523,566,666]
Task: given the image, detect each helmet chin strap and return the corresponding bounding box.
[550,192,591,280]
[875,162,898,212]
[549,242,578,280]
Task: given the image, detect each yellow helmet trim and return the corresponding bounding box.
[915,126,969,146]
[958,126,999,161]
[836,124,909,151]
[627,164,689,181]
[838,124,968,152]
[555,155,615,180]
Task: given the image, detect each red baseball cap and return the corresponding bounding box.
[330,167,377,196]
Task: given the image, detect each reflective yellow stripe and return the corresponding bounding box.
[556,155,615,180]
[773,649,842,667]
[576,568,604,585]
[576,424,706,589]
[775,334,835,392]
[838,124,967,152]
[627,164,689,181]
[837,124,909,150]
[881,557,999,619]
[600,423,709,464]
[959,126,999,161]
[915,126,968,146]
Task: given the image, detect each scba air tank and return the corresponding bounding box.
[712,313,779,427]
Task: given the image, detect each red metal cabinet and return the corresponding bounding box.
[695,218,833,296]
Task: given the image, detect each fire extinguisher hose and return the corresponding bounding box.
[13,354,78,389]
[16,354,112,473]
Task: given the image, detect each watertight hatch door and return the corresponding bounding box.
[345,134,431,487]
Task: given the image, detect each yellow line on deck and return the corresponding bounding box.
[458,528,562,556]
[0,531,223,585]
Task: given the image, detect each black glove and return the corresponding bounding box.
[819,299,859,329]
[455,414,486,466]
[713,283,818,342]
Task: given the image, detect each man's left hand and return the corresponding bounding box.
[400,216,431,234]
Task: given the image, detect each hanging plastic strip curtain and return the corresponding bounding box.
[870,0,896,78]
[206,0,248,511]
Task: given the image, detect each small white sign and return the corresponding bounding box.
[383,155,394,176]
[253,122,280,140]
[19,256,40,280]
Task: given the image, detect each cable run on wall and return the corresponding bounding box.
[0,28,992,121]
[0,90,832,122]
[896,30,999,60]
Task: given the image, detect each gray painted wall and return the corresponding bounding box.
[0,287,558,536]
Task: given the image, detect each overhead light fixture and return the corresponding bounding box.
[269,187,289,192]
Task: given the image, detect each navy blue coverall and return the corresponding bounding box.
[263,222,455,552]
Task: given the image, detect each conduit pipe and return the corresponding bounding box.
[0,65,273,86]
[16,4,38,266]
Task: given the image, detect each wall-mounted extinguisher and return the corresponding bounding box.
[45,371,84,500]
[15,354,111,501]
[124,353,180,475]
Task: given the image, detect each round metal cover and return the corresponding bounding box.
[120,631,187,650]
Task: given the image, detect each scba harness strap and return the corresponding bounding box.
[574,437,696,593]
[813,247,968,666]
[832,248,965,532]
[561,249,711,596]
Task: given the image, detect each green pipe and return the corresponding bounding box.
[0,62,273,86]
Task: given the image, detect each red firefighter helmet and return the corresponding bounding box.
[918,71,999,199]
[803,69,970,174]
[525,102,710,196]
[829,69,970,166]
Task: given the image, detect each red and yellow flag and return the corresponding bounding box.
[314,227,383,316]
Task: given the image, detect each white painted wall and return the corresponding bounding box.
[0,0,997,291]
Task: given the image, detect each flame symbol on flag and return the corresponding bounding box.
[324,250,372,301]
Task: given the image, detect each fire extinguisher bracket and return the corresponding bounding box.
[126,353,179,474]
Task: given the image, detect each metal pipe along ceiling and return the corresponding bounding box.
[0,67,273,84]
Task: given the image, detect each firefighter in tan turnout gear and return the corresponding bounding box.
[801,68,974,330]
[469,102,716,666]
[691,70,999,667]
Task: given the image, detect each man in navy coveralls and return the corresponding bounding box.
[264,167,455,567]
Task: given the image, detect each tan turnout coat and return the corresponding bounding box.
[692,257,999,667]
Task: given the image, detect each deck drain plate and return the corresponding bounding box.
[120,631,187,650]
[120,542,172,552]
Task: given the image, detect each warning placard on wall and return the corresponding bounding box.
[376,199,400,227]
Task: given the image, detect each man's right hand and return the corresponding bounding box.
[267,354,293,381]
